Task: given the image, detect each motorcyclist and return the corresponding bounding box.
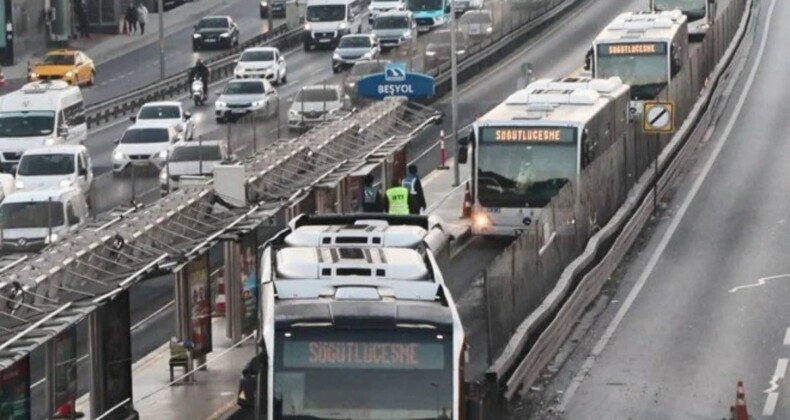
[189,58,210,96]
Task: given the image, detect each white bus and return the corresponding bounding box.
[650,0,715,40]
[458,77,632,236]
[587,10,688,115]
[243,215,466,419]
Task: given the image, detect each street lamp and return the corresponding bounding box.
[450,0,460,186]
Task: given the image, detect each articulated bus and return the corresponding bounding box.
[245,215,465,419]
[407,0,450,32]
[650,0,716,41]
[588,10,688,115]
[458,77,632,236]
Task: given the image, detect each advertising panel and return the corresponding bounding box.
[240,232,259,336]
[186,255,213,357]
[101,290,133,417]
[0,356,30,419]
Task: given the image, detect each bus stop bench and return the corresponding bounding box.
[169,339,192,382]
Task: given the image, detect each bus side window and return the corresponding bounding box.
[457,131,474,164]
[670,42,683,77]
[582,129,597,168]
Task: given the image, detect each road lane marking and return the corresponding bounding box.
[728,274,790,293]
[784,328,790,346]
[557,0,777,411]
[764,359,789,416]
[764,392,779,416]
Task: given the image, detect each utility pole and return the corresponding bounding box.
[450,0,460,186]
[158,0,165,80]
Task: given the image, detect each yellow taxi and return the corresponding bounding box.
[32,49,96,86]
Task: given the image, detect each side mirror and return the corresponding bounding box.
[184,112,192,119]
[457,144,468,164]
[129,115,137,122]
[78,168,88,177]
[112,138,120,144]
[175,125,184,133]
[233,59,239,64]
[58,126,69,138]
[584,47,593,72]
[193,24,198,30]
[215,91,222,96]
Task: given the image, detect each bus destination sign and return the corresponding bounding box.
[480,127,576,143]
[283,341,445,370]
[597,42,667,56]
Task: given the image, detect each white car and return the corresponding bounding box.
[368,0,405,22]
[288,84,351,131]
[233,47,288,85]
[131,101,194,141]
[215,79,279,123]
[14,145,93,198]
[112,123,180,175]
[159,140,233,195]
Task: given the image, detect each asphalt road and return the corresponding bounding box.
[82,1,283,104]
[515,0,790,419]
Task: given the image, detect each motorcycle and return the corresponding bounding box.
[192,77,205,106]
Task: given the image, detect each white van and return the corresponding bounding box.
[15,145,94,199]
[303,0,364,51]
[0,80,87,173]
[0,186,88,253]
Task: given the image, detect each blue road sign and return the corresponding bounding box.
[357,62,435,99]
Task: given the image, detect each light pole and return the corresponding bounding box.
[158,0,165,80]
[450,0,460,186]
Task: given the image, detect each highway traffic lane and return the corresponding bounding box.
[82,1,284,105]
[547,0,790,418]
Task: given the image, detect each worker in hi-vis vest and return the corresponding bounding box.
[385,178,410,215]
[402,164,427,214]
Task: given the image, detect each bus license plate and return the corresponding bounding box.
[486,207,501,213]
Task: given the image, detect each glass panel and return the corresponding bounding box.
[0,201,65,228]
[0,111,56,137]
[120,128,170,144]
[138,105,181,120]
[653,0,707,20]
[306,5,346,22]
[169,145,222,162]
[295,89,339,102]
[17,154,75,176]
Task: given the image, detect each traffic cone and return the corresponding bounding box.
[461,181,472,219]
[214,268,226,316]
[730,380,748,420]
[438,130,449,170]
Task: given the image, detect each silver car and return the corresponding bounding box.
[288,85,351,131]
[460,9,494,41]
[344,59,391,99]
[372,11,417,51]
[332,34,381,73]
[215,79,278,123]
[159,140,233,195]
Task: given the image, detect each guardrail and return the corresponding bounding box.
[485,0,753,403]
[84,24,303,129]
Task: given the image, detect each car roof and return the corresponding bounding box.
[2,187,80,203]
[303,84,341,91]
[140,101,182,108]
[201,15,231,20]
[243,46,278,53]
[21,145,85,156]
[379,10,412,17]
[45,49,79,56]
[173,139,224,148]
[127,121,175,130]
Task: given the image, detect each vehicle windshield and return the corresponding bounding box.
[407,0,443,11]
[223,81,265,95]
[306,5,346,22]
[0,111,56,137]
[138,105,181,120]
[17,154,74,176]
[121,128,170,144]
[374,16,409,29]
[240,50,275,62]
[274,328,454,420]
[197,17,229,29]
[653,0,707,21]
[42,54,74,65]
[339,36,372,48]
[295,88,339,102]
[350,61,388,76]
[170,145,222,162]
[0,201,65,228]
[476,127,577,208]
[595,43,669,99]
[463,12,491,24]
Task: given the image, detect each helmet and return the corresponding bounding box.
[195,58,204,66]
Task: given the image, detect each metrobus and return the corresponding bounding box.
[457,77,632,236]
[245,215,466,419]
[650,0,715,41]
[407,0,450,32]
[587,10,688,115]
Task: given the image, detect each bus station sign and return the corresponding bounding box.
[357,62,435,100]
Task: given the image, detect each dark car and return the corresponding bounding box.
[193,16,240,51]
[236,353,262,408]
[424,28,468,70]
[260,0,287,18]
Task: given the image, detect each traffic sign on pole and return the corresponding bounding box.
[642,101,675,133]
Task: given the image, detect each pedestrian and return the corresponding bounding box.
[77,0,90,38]
[137,3,149,35]
[385,178,410,215]
[402,164,426,215]
[360,174,383,213]
[125,4,138,35]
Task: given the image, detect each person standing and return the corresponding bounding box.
[385,179,410,215]
[125,4,138,35]
[77,0,90,38]
[360,174,383,213]
[402,164,427,215]
[137,3,149,35]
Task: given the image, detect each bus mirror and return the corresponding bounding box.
[583,48,593,71]
[457,145,468,164]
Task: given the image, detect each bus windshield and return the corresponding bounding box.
[407,0,444,12]
[595,42,669,99]
[653,0,706,21]
[274,328,454,420]
[476,127,577,208]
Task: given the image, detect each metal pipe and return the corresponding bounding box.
[450,0,460,187]
[158,0,165,80]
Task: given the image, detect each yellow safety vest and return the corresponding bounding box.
[386,186,409,215]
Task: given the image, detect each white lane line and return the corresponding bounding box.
[284,79,300,87]
[774,359,788,381]
[729,273,790,293]
[558,0,778,411]
[784,328,790,346]
[764,393,780,416]
[764,359,788,416]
